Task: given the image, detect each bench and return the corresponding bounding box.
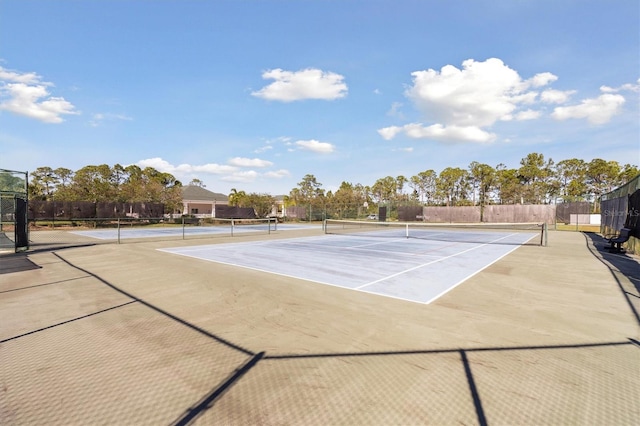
[608,228,631,253]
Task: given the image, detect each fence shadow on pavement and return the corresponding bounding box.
[583,232,640,326]
[0,253,42,274]
[4,249,637,425]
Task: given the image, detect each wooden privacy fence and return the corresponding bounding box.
[418,205,556,224]
[421,206,481,223]
[483,205,556,224]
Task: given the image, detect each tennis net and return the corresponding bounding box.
[199,217,277,235]
[324,219,547,246]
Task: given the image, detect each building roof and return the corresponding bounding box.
[181,185,228,202]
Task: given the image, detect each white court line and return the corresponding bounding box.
[158,248,366,290]
[279,235,408,250]
[422,242,524,304]
[349,238,408,248]
[158,245,440,306]
[344,245,442,258]
[355,232,523,290]
[276,237,443,259]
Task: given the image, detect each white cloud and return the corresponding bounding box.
[221,170,259,183]
[540,89,576,104]
[601,78,640,93]
[526,72,558,88]
[264,169,291,178]
[251,68,347,102]
[190,163,239,174]
[136,158,174,171]
[380,58,561,143]
[228,157,274,168]
[136,157,290,187]
[254,136,291,153]
[137,158,238,175]
[0,66,78,123]
[378,126,403,140]
[552,93,625,125]
[386,101,405,119]
[515,109,541,120]
[404,123,496,143]
[90,112,133,127]
[378,58,634,143]
[295,139,335,153]
[509,91,538,105]
[379,123,495,143]
[254,145,273,153]
[405,58,530,127]
[0,67,41,84]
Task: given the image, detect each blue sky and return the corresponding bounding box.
[1,0,638,195]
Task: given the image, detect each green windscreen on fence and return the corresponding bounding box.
[601,174,640,238]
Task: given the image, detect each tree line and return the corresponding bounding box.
[285,153,638,218]
[27,165,183,213]
[19,153,639,219]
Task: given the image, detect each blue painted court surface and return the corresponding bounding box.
[159,229,538,304]
[71,223,314,240]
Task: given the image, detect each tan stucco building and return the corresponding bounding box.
[180,185,228,217]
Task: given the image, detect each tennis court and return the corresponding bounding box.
[159,222,543,304]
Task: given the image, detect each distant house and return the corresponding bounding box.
[180,185,228,217]
[271,195,286,218]
[179,185,287,219]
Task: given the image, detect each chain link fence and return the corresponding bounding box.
[10,199,614,253]
[26,217,278,251]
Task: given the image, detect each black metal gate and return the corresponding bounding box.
[0,169,29,253]
[378,206,387,222]
[15,196,28,251]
